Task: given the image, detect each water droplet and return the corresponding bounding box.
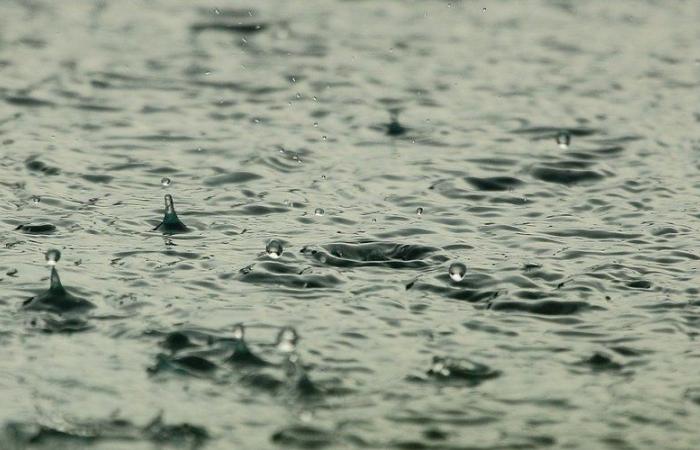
[482,7,487,12]
[322,135,327,141]
[448,262,467,282]
[313,122,318,127]
[314,208,325,216]
[556,131,571,149]
[266,239,284,259]
[45,249,61,266]
[233,323,245,340]
[31,196,41,204]
[161,177,171,187]
[277,327,298,353]
[296,92,301,99]
[416,207,424,216]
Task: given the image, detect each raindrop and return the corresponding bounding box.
[233,323,245,340]
[277,327,298,353]
[266,239,284,259]
[416,207,424,216]
[314,208,325,216]
[160,177,171,187]
[45,249,61,266]
[31,196,41,204]
[448,262,467,282]
[556,131,571,149]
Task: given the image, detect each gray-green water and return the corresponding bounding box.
[1,1,700,449]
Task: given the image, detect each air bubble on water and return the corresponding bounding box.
[233,323,245,340]
[296,92,301,99]
[416,207,424,216]
[161,177,171,187]
[556,131,571,149]
[266,239,284,259]
[31,196,41,204]
[322,135,327,141]
[312,96,318,102]
[45,249,61,266]
[313,122,318,127]
[448,262,467,282]
[314,208,325,216]
[482,7,487,12]
[214,8,220,15]
[276,327,299,353]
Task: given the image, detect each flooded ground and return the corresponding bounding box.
[1,1,700,449]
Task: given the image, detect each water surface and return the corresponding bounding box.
[1,1,700,449]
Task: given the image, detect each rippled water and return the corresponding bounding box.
[1,1,700,449]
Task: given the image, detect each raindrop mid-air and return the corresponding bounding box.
[448,262,467,282]
[556,131,571,149]
[266,240,284,259]
[45,249,61,266]
[276,326,298,353]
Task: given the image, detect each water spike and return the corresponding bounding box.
[228,323,267,366]
[154,194,188,233]
[49,266,66,293]
[385,109,407,136]
[22,249,95,313]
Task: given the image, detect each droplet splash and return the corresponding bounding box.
[266,240,284,259]
[448,262,467,282]
[556,131,571,149]
[45,249,61,266]
[154,194,188,233]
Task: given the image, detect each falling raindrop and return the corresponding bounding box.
[276,327,298,353]
[448,262,467,282]
[556,131,571,149]
[266,239,284,259]
[45,249,61,266]
[233,323,245,340]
